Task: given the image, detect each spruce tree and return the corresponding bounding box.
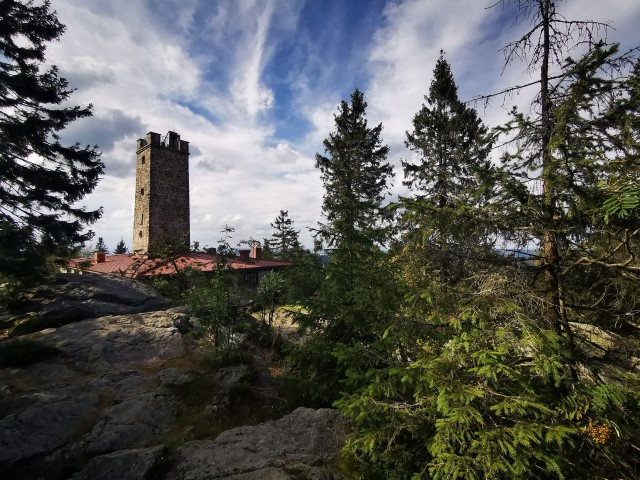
[480,0,637,339]
[403,3,640,476]
[266,210,300,260]
[114,238,128,254]
[338,5,640,479]
[0,0,103,284]
[399,53,494,286]
[261,238,274,260]
[338,57,496,480]
[264,210,323,303]
[288,89,397,405]
[416,2,640,477]
[315,89,393,256]
[404,52,492,207]
[313,88,395,341]
[94,237,109,254]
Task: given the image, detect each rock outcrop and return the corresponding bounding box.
[69,445,167,480]
[0,274,347,479]
[0,307,189,479]
[5,272,171,336]
[167,408,346,480]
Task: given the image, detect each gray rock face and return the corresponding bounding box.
[252,355,275,391]
[0,275,348,480]
[37,308,188,371]
[0,283,185,478]
[214,364,249,388]
[99,370,150,396]
[85,392,176,454]
[159,367,194,387]
[221,467,297,480]
[168,408,346,480]
[203,364,250,415]
[7,272,171,335]
[0,390,100,463]
[69,445,166,480]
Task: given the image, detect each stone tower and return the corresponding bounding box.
[132,131,190,253]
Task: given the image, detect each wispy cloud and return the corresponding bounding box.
[45,0,640,252]
[228,1,276,120]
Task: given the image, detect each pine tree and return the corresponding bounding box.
[404,52,492,207]
[287,89,398,405]
[114,238,128,254]
[261,238,274,260]
[94,237,109,254]
[0,0,103,284]
[399,53,494,286]
[315,89,393,256]
[267,210,300,260]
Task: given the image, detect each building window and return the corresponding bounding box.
[139,213,144,225]
[140,188,144,195]
[141,156,146,165]
[139,231,143,238]
[241,271,259,288]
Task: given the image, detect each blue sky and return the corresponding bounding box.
[47,0,640,251]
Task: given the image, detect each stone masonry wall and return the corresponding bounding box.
[132,145,151,252]
[132,132,190,252]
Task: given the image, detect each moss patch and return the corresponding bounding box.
[158,351,290,447]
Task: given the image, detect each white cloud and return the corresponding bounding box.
[301,102,338,155]
[366,0,500,149]
[266,143,299,164]
[227,2,276,120]
[359,0,640,200]
[44,0,640,253]
[50,2,201,105]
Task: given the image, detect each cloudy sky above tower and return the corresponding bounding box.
[48,0,640,251]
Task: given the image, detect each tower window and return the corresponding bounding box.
[139,213,144,225]
[141,156,146,165]
[140,188,144,195]
[139,231,143,238]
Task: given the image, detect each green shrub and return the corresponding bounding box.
[203,348,254,369]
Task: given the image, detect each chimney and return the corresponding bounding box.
[136,138,147,150]
[147,131,161,146]
[239,249,250,261]
[94,251,106,264]
[250,245,263,260]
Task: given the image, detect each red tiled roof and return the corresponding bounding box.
[68,252,291,278]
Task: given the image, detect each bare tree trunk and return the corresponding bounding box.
[539,0,573,344]
[539,0,560,334]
